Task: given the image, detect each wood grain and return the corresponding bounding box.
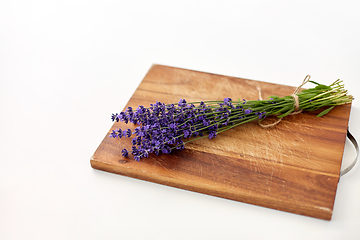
[90,64,351,220]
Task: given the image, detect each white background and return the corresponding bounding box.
[1,0,360,239]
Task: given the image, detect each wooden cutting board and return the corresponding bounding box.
[90,64,351,220]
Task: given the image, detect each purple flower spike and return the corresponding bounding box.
[178,99,187,107]
[208,131,217,139]
[126,129,132,137]
[224,97,232,103]
[245,109,252,114]
[117,128,123,138]
[111,113,119,122]
[121,148,128,157]
[109,130,118,138]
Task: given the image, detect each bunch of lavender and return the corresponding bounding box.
[110,79,353,161]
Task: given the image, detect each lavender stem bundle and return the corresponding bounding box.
[110,78,353,161]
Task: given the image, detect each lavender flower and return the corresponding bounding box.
[110,79,353,161]
[121,148,128,157]
[109,130,118,138]
[109,128,123,138]
[245,109,252,114]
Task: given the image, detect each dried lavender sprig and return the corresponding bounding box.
[110,80,353,161]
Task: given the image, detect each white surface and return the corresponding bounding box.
[1,0,360,239]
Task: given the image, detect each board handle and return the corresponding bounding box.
[340,129,359,177]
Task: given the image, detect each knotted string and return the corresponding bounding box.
[258,75,311,128]
[256,76,358,177]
